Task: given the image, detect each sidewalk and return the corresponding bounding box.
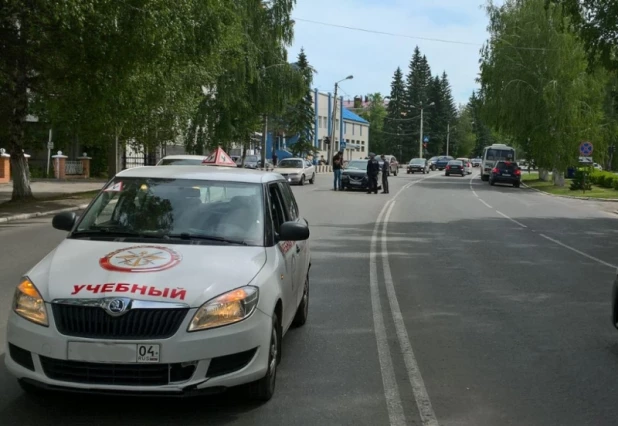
[0,180,105,223]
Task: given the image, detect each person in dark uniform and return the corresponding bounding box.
[380,154,390,194]
[366,152,380,194]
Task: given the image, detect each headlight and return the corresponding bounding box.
[188,286,259,331]
[13,278,48,326]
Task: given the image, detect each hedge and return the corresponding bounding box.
[589,171,618,189]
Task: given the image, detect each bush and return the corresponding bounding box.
[589,170,618,189]
[614,179,618,190]
[570,169,592,191]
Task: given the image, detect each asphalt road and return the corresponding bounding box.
[1,169,618,426]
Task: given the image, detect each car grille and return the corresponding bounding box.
[52,304,189,340]
[40,356,196,386]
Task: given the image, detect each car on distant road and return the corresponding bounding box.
[342,159,382,191]
[272,157,315,185]
[156,155,209,166]
[471,158,482,167]
[445,160,466,176]
[381,155,399,176]
[457,158,473,175]
[5,165,312,401]
[428,156,439,171]
[407,158,429,174]
[489,160,521,187]
[435,156,454,171]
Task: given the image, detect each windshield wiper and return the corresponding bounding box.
[165,233,248,246]
[71,228,161,239]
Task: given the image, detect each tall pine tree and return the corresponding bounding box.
[384,67,406,156]
[404,47,433,158]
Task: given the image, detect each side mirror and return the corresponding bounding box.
[278,221,309,241]
[52,211,77,232]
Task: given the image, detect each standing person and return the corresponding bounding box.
[366,152,380,194]
[380,154,390,194]
[272,151,278,167]
[332,150,343,191]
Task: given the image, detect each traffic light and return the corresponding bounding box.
[323,136,331,145]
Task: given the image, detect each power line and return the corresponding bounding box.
[294,17,553,52]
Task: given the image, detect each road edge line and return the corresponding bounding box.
[0,204,90,224]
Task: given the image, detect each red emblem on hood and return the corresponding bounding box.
[99,245,182,273]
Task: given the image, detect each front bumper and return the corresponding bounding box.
[280,174,302,183]
[5,305,272,395]
[342,175,368,189]
[408,167,425,173]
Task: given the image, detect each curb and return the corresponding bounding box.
[0,204,89,224]
[521,182,618,203]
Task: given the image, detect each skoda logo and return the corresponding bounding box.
[105,298,130,316]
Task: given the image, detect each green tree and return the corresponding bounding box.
[479,0,607,185]
[359,93,387,155]
[383,67,407,156]
[404,47,433,158]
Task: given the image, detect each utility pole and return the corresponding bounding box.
[446,123,450,156]
[329,84,339,165]
[261,115,268,169]
[419,104,424,159]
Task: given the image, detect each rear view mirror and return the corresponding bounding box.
[52,211,77,232]
[278,221,310,241]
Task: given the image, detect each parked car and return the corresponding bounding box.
[273,157,316,185]
[156,155,209,166]
[407,158,429,174]
[342,159,382,191]
[381,155,399,176]
[5,165,311,401]
[435,156,454,171]
[457,158,473,175]
[428,156,439,171]
[445,160,466,176]
[489,160,521,187]
[240,155,261,169]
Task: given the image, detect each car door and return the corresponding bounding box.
[278,181,307,308]
[268,182,297,329]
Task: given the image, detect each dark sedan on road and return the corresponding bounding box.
[445,160,465,176]
[407,158,429,174]
[342,159,382,191]
[489,160,521,187]
[435,156,454,171]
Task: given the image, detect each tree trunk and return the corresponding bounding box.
[107,129,121,178]
[7,45,34,201]
[241,140,248,168]
[552,168,565,187]
[539,168,550,181]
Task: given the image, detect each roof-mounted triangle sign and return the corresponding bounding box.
[202,147,237,167]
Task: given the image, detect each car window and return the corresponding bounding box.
[486,149,515,161]
[158,158,204,165]
[278,159,303,168]
[268,183,288,235]
[76,178,265,245]
[278,182,298,221]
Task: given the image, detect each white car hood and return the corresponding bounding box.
[27,239,267,308]
[273,167,303,174]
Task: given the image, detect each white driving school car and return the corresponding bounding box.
[6,166,311,401]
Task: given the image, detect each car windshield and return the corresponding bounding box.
[245,156,259,162]
[486,148,515,161]
[74,178,265,246]
[449,160,463,165]
[158,158,204,166]
[278,159,303,168]
[410,159,425,164]
[346,160,367,170]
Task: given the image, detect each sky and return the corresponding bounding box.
[288,0,504,107]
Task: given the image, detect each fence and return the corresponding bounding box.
[122,153,158,170]
[65,160,84,175]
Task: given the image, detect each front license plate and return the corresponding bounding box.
[68,342,160,363]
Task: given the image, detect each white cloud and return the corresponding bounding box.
[288,0,501,106]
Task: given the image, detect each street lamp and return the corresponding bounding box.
[411,102,434,158]
[329,75,353,164]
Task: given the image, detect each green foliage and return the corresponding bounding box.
[383,68,406,154]
[359,93,388,154]
[569,169,592,190]
[288,140,318,158]
[479,0,608,172]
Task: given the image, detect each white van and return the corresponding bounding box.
[481,144,516,181]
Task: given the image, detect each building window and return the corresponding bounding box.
[361,146,365,152]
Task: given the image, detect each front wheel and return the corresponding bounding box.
[299,175,305,186]
[249,311,281,402]
[309,173,315,184]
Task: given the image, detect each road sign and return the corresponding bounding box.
[423,136,429,143]
[47,141,54,150]
[340,141,346,149]
[579,141,593,156]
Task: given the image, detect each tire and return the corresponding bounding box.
[514,182,520,188]
[309,173,315,184]
[299,175,305,186]
[292,273,309,327]
[481,174,489,182]
[445,173,450,176]
[249,311,281,402]
[490,179,495,186]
